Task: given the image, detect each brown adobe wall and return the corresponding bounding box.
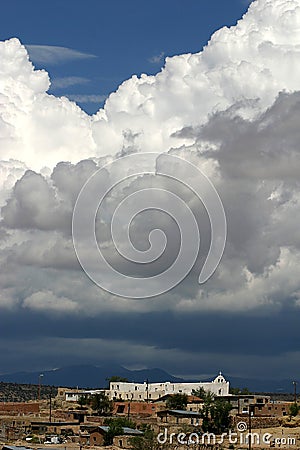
[0,402,39,415]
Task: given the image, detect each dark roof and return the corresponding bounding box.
[157,409,202,417]
[220,394,270,400]
[3,447,33,450]
[153,394,203,403]
[97,426,143,436]
[31,421,79,426]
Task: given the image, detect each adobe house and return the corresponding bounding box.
[153,394,204,413]
[89,425,143,446]
[30,420,80,435]
[113,433,144,449]
[79,430,90,446]
[113,400,158,417]
[186,395,204,412]
[0,402,40,415]
[220,394,270,415]
[157,409,203,426]
[253,401,293,417]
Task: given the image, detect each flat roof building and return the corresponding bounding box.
[108,372,229,401]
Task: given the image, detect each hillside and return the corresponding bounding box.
[0,382,57,402]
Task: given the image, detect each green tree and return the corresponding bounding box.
[91,392,113,416]
[103,417,137,445]
[289,402,299,417]
[210,399,232,433]
[77,395,89,408]
[230,387,252,395]
[200,390,215,431]
[200,391,232,433]
[106,375,129,383]
[192,387,207,399]
[104,416,136,428]
[129,426,159,450]
[166,393,188,410]
[104,421,123,446]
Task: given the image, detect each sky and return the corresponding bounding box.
[0,0,252,114]
[0,0,300,384]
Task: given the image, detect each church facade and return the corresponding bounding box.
[108,372,229,401]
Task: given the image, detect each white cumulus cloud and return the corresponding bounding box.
[0,0,300,317]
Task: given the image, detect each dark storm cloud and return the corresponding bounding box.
[1,0,300,379]
[0,306,298,379]
[0,91,300,379]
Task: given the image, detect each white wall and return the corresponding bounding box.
[108,373,229,401]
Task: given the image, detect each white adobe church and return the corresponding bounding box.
[108,372,229,401]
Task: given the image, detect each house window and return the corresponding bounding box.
[119,440,123,447]
[117,405,125,413]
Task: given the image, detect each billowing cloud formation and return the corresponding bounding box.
[2,89,300,315]
[1,0,300,173]
[0,0,300,377]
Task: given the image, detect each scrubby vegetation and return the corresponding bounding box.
[0,381,57,402]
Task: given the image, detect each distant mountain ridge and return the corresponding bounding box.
[228,376,297,394]
[0,364,185,388]
[0,364,296,393]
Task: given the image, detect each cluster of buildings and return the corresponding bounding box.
[0,373,298,449]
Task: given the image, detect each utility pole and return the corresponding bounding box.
[248,404,254,450]
[49,388,52,423]
[293,381,297,403]
[127,402,130,421]
[128,393,133,421]
[146,378,149,402]
[38,373,44,401]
